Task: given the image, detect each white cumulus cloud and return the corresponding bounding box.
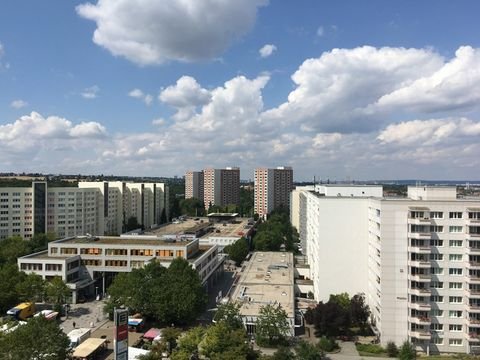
[128,88,153,105]
[81,85,99,99]
[76,0,268,65]
[10,100,28,109]
[259,44,277,58]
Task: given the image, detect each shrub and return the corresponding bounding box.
[356,343,385,354]
[386,341,398,357]
[398,341,416,360]
[317,336,339,352]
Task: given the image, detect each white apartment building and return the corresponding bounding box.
[293,185,480,354]
[0,181,169,240]
[254,167,294,218]
[185,171,204,201]
[0,182,101,240]
[18,235,222,303]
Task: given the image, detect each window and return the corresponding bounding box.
[432,337,443,345]
[449,226,463,233]
[430,225,443,233]
[431,267,444,275]
[431,212,443,219]
[430,281,444,289]
[449,282,463,289]
[469,212,480,220]
[449,324,462,332]
[430,254,444,261]
[431,295,444,302]
[431,323,444,331]
[430,239,444,247]
[449,310,462,318]
[449,240,463,247]
[449,212,463,219]
[449,339,462,346]
[449,296,462,304]
[430,309,444,317]
[449,254,463,261]
[449,268,463,276]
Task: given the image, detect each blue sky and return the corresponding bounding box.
[1,0,480,181]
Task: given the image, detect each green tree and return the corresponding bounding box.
[170,198,181,220]
[0,264,24,313]
[126,216,141,231]
[180,198,204,217]
[398,341,416,360]
[45,276,70,312]
[253,229,283,251]
[106,258,206,325]
[170,326,205,360]
[158,257,207,324]
[350,293,370,333]
[0,315,70,360]
[213,302,243,329]
[16,272,45,303]
[224,238,249,266]
[200,322,251,360]
[255,304,290,347]
[329,293,350,310]
[386,341,398,357]
[0,236,29,265]
[295,340,325,360]
[270,346,295,360]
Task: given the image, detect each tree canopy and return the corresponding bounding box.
[0,315,70,360]
[255,304,290,347]
[106,258,207,325]
[224,238,249,266]
[253,208,297,252]
[305,292,371,337]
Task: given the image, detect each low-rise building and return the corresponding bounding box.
[18,235,222,303]
[230,252,296,337]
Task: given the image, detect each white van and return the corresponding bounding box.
[67,328,91,349]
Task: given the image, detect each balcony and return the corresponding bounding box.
[468,233,480,240]
[410,302,432,311]
[408,330,431,340]
[467,333,480,342]
[469,319,480,328]
[409,316,431,326]
[408,260,431,268]
[409,232,431,239]
[468,275,480,283]
[408,274,431,282]
[467,247,480,255]
[408,218,432,225]
[408,246,431,255]
[467,262,480,270]
[467,304,480,313]
[467,288,480,298]
[409,287,431,296]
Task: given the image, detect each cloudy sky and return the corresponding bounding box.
[1,1,480,181]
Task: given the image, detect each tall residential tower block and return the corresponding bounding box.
[254,166,293,217]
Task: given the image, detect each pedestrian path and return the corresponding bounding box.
[59,301,108,335]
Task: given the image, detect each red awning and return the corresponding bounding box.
[143,328,161,340]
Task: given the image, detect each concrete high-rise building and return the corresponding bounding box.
[254,166,293,217]
[292,185,480,354]
[0,181,169,240]
[201,167,240,209]
[185,171,204,201]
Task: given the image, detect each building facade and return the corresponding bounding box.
[18,235,222,303]
[0,181,169,240]
[185,171,204,201]
[254,167,293,217]
[294,185,480,354]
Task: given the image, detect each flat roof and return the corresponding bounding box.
[20,251,72,260]
[207,213,239,217]
[231,252,295,318]
[58,236,193,247]
[146,217,252,239]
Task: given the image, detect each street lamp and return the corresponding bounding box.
[95,286,99,300]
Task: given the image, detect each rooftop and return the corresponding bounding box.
[230,252,295,318]
[57,236,192,247]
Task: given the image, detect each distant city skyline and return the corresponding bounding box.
[1,1,480,180]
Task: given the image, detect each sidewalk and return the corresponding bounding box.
[59,300,109,334]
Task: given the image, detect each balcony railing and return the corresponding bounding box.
[409,316,431,325]
[408,330,431,339]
